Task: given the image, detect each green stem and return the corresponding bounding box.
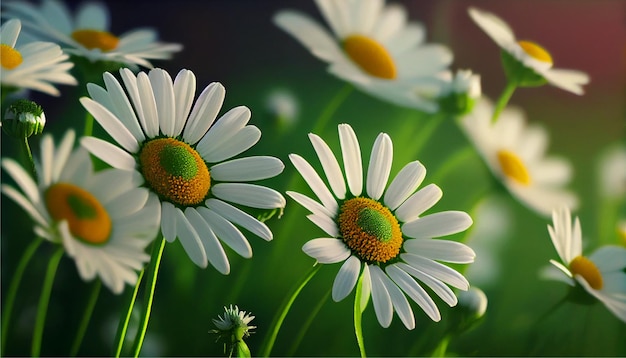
[310,84,353,135]
[354,273,367,358]
[286,288,331,356]
[259,263,322,357]
[83,112,94,137]
[429,146,475,185]
[113,269,145,357]
[1,238,43,356]
[21,137,37,179]
[31,246,64,357]
[70,280,101,356]
[131,236,165,357]
[408,112,447,160]
[491,81,517,123]
[431,334,451,357]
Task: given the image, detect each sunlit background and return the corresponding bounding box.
[1,0,624,356]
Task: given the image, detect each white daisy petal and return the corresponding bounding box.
[289,154,339,214]
[379,267,415,330]
[172,208,208,268]
[369,265,394,328]
[401,254,469,290]
[590,246,626,272]
[332,255,361,301]
[106,188,149,218]
[302,238,351,264]
[286,191,334,218]
[184,207,229,274]
[1,185,49,227]
[383,161,426,211]
[197,207,252,259]
[394,263,457,307]
[2,159,40,204]
[366,133,393,200]
[210,156,284,182]
[183,82,225,144]
[205,198,273,241]
[79,98,139,153]
[402,211,473,239]
[149,68,176,137]
[201,125,261,163]
[388,264,441,321]
[135,72,160,137]
[172,69,196,137]
[196,106,250,159]
[102,72,145,143]
[307,214,340,237]
[309,133,346,199]
[212,183,285,209]
[339,124,363,196]
[403,238,476,264]
[360,264,372,312]
[80,137,136,171]
[395,184,442,223]
[160,201,178,243]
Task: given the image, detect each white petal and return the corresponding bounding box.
[387,264,441,321]
[79,98,139,153]
[52,130,76,182]
[395,184,442,223]
[205,198,273,241]
[395,264,457,307]
[366,133,393,201]
[468,7,516,48]
[1,185,48,227]
[173,208,208,268]
[80,137,136,171]
[379,267,415,330]
[590,246,626,272]
[172,69,196,137]
[360,264,372,312]
[541,68,589,95]
[286,191,334,218]
[39,134,53,186]
[210,156,284,182]
[211,183,286,209]
[196,106,250,160]
[135,72,160,137]
[1,159,40,205]
[302,238,350,264]
[160,201,178,242]
[309,133,346,199]
[307,213,340,237]
[339,124,363,196]
[101,72,145,142]
[369,265,393,328]
[401,254,469,290]
[183,82,225,144]
[106,188,149,218]
[200,125,261,163]
[197,207,252,258]
[403,238,476,264]
[149,68,176,136]
[289,154,338,214]
[332,255,361,301]
[402,211,472,239]
[184,207,229,274]
[383,161,426,211]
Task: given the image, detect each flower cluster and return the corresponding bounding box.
[0,1,622,357]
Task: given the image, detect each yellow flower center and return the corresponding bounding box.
[569,255,603,290]
[497,149,531,186]
[0,44,23,69]
[139,137,210,207]
[338,197,403,263]
[45,183,111,245]
[518,40,553,65]
[343,34,397,79]
[71,29,120,51]
[618,225,626,247]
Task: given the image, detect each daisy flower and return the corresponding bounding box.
[79,68,286,273]
[3,0,182,68]
[546,206,626,323]
[287,123,475,329]
[1,130,160,294]
[274,0,453,112]
[1,19,76,96]
[468,7,589,95]
[460,98,578,216]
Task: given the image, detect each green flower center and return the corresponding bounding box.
[338,197,402,263]
[343,34,397,79]
[45,182,111,245]
[0,44,23,69]
[139,137,211,206]
[71,29,120,51]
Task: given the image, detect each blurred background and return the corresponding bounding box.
[1,0,625,356]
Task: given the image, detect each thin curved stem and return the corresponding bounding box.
[429,146,475,185]
[83,112,94,137]
[310,84,353,135]
[491,81,517,123]
[113,269,145,357]
[354,273,367,358]
[259,263,321,357]
[21,137,37,179]
[407,112,447,160]
[131,236,165,357]
[1,237,43,356]
[70,280,101,356]
[286,287,331,356]
[31,246,64,357]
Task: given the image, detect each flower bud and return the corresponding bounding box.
[449,287,488,334]
[437,70,481,116]
[2,99,46,138]
[209,305,255,357]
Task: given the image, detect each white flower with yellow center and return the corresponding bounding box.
[1,130,160,294]
[468,7,589,95]
[273,0,453,112]
[288,123,475,329]
[1,19,76,96]
[79,68,286,273]
[460,98,578,216]
[546,206,626,323]
[3,0,182,68]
